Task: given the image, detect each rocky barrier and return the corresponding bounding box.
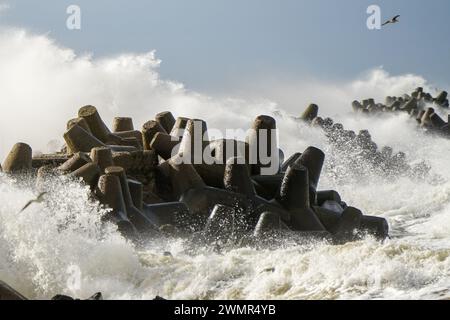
[299,104,430,180]
[350,88,450,137]
[0,106,390,299]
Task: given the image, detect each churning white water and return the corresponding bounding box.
[2,111,450,300]
[1,29,450,300]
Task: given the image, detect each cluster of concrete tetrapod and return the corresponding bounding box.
[1,105,389,243]
[0,106,390,299]
[351,87,450,137]
[6,89,448,300]
[299,104,429,179]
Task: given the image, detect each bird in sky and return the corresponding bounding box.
[19,192,47,213]
[382,15,400,26]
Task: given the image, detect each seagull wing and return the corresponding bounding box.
[37,192,48,201]
[19,200,35,213]
[382,21,390,26]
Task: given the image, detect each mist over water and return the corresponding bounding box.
[1,29,450,300]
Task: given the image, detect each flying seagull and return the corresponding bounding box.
[382,15,400,26]
[19,192,47,213]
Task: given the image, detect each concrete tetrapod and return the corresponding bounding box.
[277,163,325,231]
[1,143,32,174]
[95,174,138,237]
[246,115,279,175]
[105,166,157,233]
[155,111,176,134]
[0,281,27,300]
[142,120,167,151]
[112,117,134,133]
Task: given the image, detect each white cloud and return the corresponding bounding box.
[0,28,277,159]
[236,68,431,119]
[0,27,438,161]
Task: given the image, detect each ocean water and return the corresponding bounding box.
[1,111,450,300]
[1,27,449,300]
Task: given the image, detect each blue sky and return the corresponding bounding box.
[1,0,449,92]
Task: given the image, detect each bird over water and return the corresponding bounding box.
[19,192,47,213]
[382,15,400,26]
